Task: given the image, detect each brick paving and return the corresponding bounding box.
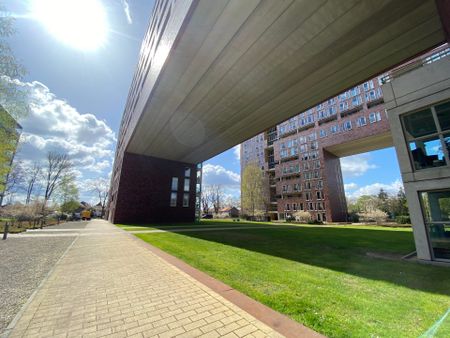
[7,220,285,338]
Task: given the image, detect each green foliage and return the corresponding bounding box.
[60,199,80,214]
[0,4,29,197]
[348,188,410,221]
[395,215,411,224]
[57,174,79,204]
[241,163,268,217]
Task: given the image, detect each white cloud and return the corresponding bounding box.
[6,79,116,202]
[347,179,403,199]
[122,0,132,24]
[202,164,241,198]
[340,154,377,177]
[203,164,240,186]
[233,144,240,161]
[344,182,358,191]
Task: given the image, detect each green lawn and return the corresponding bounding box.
[121,221,450,337]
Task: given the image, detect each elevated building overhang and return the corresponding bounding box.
[123,0,446,164]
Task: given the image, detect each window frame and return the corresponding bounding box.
[401,102,450,172]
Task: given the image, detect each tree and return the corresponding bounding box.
[201,186,212,214]
[241,163,269,217]
[392,187,409,217]
[294,211,311,223]
[0,4,28,119]
[57,173,78,204]
[209,185,223,215]
[23,162,41,204]
[91,178,109,218]
[0,160,22,205]
[60,200,80,214]
[41,152,73,214]
[0,4,28,205]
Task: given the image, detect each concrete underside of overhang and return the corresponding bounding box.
[126,0,445,164]
[324,131,393,158]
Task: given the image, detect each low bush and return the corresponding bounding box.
[395,215,411,224]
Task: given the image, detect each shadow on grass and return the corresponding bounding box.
[145,222,450,296]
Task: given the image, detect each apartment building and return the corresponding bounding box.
[241,76,391,222]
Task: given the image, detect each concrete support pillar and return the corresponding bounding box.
[403,184,433,261]
[109,152,197,224]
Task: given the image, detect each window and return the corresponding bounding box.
[342,121,352,131]
[184,168,191,177]
[352,95,362,106]
[436,101,450,131]
[420,190,450,260]
[170,192,177,207]
[402,103,450,170]
[357,116,367,127]
[369,112,381,123]
[339,101,349,112]
[363,80,374,91]
[171,177,178,191]
[320,129,327,138]
[330,125,339,134]
[184,178,190,192]
[183,193,189,207]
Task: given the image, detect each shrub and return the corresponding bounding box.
[293,211,311,223]
[358,209,388,224]
[395,215,411,224]
[347,212,360,223]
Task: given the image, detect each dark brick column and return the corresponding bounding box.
[436,0,450,43]
[109,152,197,224]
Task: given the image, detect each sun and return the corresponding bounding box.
[31,0,108,51]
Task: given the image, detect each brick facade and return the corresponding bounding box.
[109,152,197,224]
[241,76,390,222]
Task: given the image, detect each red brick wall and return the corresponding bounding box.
[110,152,197,224]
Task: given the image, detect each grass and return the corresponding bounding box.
[119,220,450,338]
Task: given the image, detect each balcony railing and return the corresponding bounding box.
[381,44,450,84]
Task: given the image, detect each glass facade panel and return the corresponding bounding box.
[171,177,178,191]
[403,108,436,139]
[420,190,450,260]
[183,193,189,207]
[436,101,450,132]
[409,137,446,170]
[170,192,177,207]
[184,178,190,192]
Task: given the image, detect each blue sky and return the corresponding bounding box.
[3,0,402,204]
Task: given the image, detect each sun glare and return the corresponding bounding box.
[32,0,108,51]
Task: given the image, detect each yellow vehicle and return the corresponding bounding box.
[81,210,91,221]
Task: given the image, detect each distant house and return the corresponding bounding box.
[219,207,239,218]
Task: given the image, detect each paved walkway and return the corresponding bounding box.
[7,220,285,338]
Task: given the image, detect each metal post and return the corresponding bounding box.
[2,221,9,240]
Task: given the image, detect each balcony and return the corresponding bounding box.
[280,154,299,162]
[340,104,363,117]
